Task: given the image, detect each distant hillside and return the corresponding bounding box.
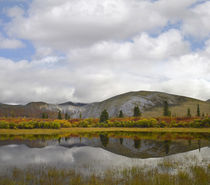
[82,91,210,118]
[0,91,209,118]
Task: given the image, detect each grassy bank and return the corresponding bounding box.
[0,164,209,185]
[0,127,210,135]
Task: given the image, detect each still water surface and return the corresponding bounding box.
[0,131,209,174]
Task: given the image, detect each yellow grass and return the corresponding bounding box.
[0,127,209,135]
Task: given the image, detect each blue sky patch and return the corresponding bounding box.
[0,39,35,61]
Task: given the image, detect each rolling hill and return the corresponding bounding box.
[0,91,209,118]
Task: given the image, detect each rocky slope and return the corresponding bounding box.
[0,91,209,118]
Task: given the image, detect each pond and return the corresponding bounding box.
[0,131,209,176]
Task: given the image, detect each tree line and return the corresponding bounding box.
[43,101,206,123]
[99,101,205,123]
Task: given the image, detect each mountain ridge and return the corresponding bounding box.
[0,91,209,118]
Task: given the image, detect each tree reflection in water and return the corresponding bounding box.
[100,134,109,147]
[134,139,141,149]
[164,140,171,155]
[119,138,123,145]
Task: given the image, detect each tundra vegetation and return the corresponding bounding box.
[0,103,209,129]
[0,163,209,185]
[0,116,209,129]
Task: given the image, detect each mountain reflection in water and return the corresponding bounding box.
[0,132,209,176]
[0,144,209,176]
[0,132,209,158]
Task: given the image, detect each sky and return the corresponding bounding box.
[0,0,210,104]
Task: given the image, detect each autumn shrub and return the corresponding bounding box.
[0,116,209,129]
[17,121,34,129]
[0,120,9,128]
[189,118,210,128]
[54,120,71,128]
[78,120,89,127]
[33,121,45,128]
[172,121,187,128]
[150,118,159,127]
[158,121,167,128]
[78,118,98,127]
[200,118,210,127]
[42,121,51,128]
[9,122,16,129]
[50,122,61,129]
[135,119,152,127]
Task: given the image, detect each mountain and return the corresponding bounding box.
[81,91,210,118]
[0,91,209,118]
[59,101,87,107]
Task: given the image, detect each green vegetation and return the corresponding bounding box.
[163,101,171,116]
[77,117,210,128]
[0,163,209,185]
[133,106,141,117]
[187,108,191,118]
[143,99,210,118]
[100,109,109,123]
[0,127,210,137]
[0,117,210,129]
[197,104,200,117]
[57,111,62,120]
[0,119,69,129]
[65,113,70,120]
[42,113,48,119]
[119,110,124,118]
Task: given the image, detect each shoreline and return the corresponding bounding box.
[0,127,210,135]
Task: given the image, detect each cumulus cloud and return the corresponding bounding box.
[0,29,210,104]
[182,1,210,38]
[0,56,75,104]
[0,0,210,103]
[68,29,190,77]
[6,6,24,17]
[6,0,208,51]
[0,33,24,49]
[5,0,188,51]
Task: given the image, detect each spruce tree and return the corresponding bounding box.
[197,104,200,117]
[68,114,71,120]
[42,113,45,119]
[42,113,48,119]
[65,113,69,120]
[100,109,109,123]
[187,108,191,118]
[119,110,124,118]
[163,101,170,116]
[58,111,62,120]
[133,106,141,117]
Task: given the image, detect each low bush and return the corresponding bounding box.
[56,120,72,128]
[0,120,9,129]
[9,122,16,129]
[0,116,209,129]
